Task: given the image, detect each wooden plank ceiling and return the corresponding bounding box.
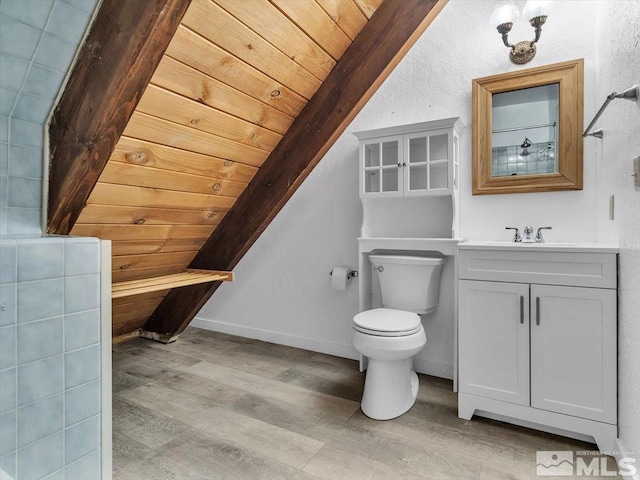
[68,0,384,338]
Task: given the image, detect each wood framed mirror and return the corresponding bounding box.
[472,59,583,195]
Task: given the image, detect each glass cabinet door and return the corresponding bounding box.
[361,137,402,196]
[360,127,455,198]
[405,131,450,195]
[428,133,449,191]
[363,143,381,193]
[407,135,428,193]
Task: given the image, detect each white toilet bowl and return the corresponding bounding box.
[352,308,427,420]
[352,254,443,420]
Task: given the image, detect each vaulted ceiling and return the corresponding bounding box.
[47,0,447,342]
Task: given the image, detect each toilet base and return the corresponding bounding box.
[361,358,420,420]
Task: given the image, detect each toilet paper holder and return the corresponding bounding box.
[329,269,358,279]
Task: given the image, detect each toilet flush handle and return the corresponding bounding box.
[377,266,384,273]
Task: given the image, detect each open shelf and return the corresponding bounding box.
[358,237,461,256]
[112,268,234,299]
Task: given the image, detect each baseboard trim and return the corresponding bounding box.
[191,317,359,360]
[191,317,454,381]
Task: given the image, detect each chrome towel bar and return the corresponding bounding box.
[583,85,639,138]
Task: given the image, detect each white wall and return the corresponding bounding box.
[593,0,640,464]
[195,131,362,359]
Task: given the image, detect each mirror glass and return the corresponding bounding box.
[492,84,559,177]
[472,59,584,195]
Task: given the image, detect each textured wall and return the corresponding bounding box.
[0,237,102,480]
[0,0,98,235]
[195,1,600,376]
[594,0,640,464]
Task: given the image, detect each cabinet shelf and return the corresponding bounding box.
[358,237,460,256]
[112,269,233,299]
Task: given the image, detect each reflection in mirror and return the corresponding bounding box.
[492,84,559,177]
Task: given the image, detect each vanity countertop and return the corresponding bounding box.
[458,240,618,254]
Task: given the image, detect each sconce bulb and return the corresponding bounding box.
[490,0,520,28]
[523,0,552,21]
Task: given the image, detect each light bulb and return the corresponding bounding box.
[490,0,520,27]
[523,0,552,20]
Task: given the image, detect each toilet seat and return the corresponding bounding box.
[353,308,422,337]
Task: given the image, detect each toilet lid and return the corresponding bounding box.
[353,308,422,337]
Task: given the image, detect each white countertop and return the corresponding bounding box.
[458,240,619,254]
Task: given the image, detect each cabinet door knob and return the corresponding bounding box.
[536,297,541,325]
[520,296,524,324]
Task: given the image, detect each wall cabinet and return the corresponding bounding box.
[356,118,462,198]
[457,244,618,452]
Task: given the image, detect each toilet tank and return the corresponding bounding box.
[370,254,444,314]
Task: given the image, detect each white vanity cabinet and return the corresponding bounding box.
[457,244,618,452]
[356,118,462,198]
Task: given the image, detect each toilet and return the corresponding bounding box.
[352,254,444,420]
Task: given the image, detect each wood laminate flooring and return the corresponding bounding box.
[112,327,620,479]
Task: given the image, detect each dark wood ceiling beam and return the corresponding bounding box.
[47,0,192,234]
[142,0,448,343]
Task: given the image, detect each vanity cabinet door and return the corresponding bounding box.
[530,285,617,424]
[459,280,530,406]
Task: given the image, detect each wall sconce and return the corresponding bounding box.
[490,1,552,65]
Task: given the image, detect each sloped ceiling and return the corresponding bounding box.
[48,0,447,340]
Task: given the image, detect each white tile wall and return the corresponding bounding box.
[17,239,64,282]
[64,310,99,352]
[17,317,63,364]
[17,356,63,406]
[16,432,63,480]
[0,0,98,235]
[64,275,99,314]
[17,278,64,323]
[0,236,102,480]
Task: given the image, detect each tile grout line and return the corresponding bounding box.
[6,2,56,120]
[61,236,66,473]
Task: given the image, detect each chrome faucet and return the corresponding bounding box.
[506,225,552,243]
[535,226,552,243]
[505,227,522,242]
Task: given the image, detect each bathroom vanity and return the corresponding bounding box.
[457,241,618,452]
